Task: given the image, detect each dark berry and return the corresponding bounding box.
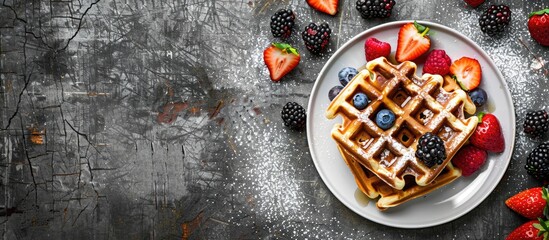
[415,132,447,168]
[468,88,488,107]
[479,5,511,36]
[523,110,549,139]
[353,92,369,110]
[302,22,331,54]
[270,9,295,38]
[355,0,396,19]
[338,67,358,86]
[281,102,306,130]
[329,86,344,101]
[376,109,395,130]
[525,142,549,181]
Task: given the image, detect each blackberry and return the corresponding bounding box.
[302,23,331,54]
[355,0,396,19]
[523,110,549,139]
[479,5,511,36]
[525,142,549,181]
[281,102,306,130]
[415,133,446,168]
[270,9,295,38]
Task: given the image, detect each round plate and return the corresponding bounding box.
[306,21,515,228]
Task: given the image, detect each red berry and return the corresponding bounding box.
[528,9,549,46]
[505,187,547,220]
[451,145,487,176]
[422,49,451,75]
[506,220,544,240]
[364,38,391,61]
[464,0,484,8]
[470,113,505,153]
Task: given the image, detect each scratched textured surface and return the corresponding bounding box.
[1,0,549,239]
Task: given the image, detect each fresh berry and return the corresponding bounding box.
[479,5,512,36]
[355,0,396,19]
[450,57,482,91]
[528,9,549,46]
[415,132,446,168]
[524,110,549,139]
[353,92,369,110]
[464,0,484,8]
[329,86,344,101]
[396,21,431,62]
[302,23,331,54]
[506,220,548,240]
[468,88,488,107]
[470,113,505,153]
[263,43,300,81]
[338,67,358,86]
[281,102,306,130]
[270,9,296,39]
[505,187,548,220]
[422,49,452,75]
[525,142,549,181]
[364,38,391,61]
[451,145,487,176]
[375,109,395,130]
[306,0,338,15]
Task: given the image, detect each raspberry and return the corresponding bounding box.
[452,145,487,176]
[270,9,295,39]
[422,49,451,75]
[523,109,549,139]
[364,38,391,61]
[415,132,446,167]
[281,102,306,130]
[302,23,331,54]
[479,5,512,36]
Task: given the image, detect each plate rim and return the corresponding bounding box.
[306,20,516,228]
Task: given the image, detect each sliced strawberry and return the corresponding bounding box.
[306,0,338,16]
[395,21,431,62]
[450,57,482,91]
[263,43,301,81]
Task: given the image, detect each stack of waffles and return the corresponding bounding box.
[325,57,479,210]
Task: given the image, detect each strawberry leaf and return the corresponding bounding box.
[413,21,430,36]
[529,9,549,18]
[477,112,486,123]
[272,43,299,56]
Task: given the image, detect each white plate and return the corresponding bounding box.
[306,21,515,228]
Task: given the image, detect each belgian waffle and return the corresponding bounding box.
[337,145,462,210]
[326,57,478,190]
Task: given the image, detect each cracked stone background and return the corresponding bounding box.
[1,0,549,239]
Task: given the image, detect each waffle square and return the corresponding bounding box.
[326,57,478,190]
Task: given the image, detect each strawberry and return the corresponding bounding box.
[395,21,431,62]
[263,43,300,82]
[528,9,549,46]
[464,0,484,8]
[470,113,505,153]
[450,57,482,91]
[364,38,391,61]
[423,49,452,75]
[506,220,548,240]
[451,145,487,176]
[506,187,549,220]
[306,0,338,16]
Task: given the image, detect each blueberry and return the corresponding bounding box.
[328,86,344,101]
[338,67,358,86]
[376,109,396,130]
[468,88,487,107]
[353,92,369,110]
